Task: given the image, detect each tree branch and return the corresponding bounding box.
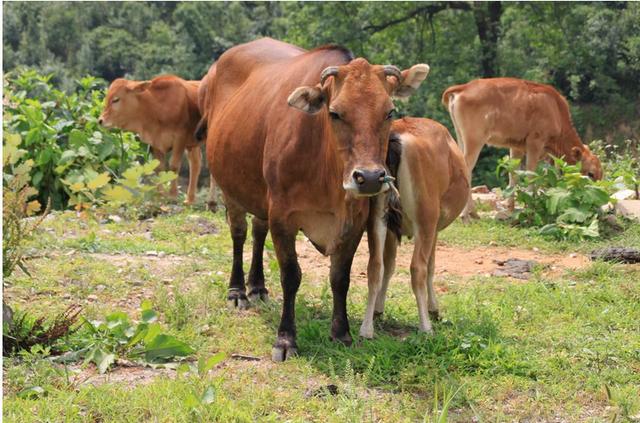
[363,2,471,34]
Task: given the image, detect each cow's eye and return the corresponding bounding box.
[386,109,396,120]
[329,111,341,121]
[112,97,120,104]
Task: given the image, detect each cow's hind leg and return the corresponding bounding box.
[185,146,201,205]
[269,217,301,362]
[225,198,249,309]
[460,137,483,222]
[247,216,269,302]
[410,220,438,334]
[208,175,219,212]
[426,237,440,321]
[168,145,186,200]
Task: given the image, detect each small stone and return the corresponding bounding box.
[569,253,577,258]
[145,251,158,256]
[158,251,166,258]
[108,215,122,223]
[216,271,224,276]
[87,295,98,301]
[62,293,72,299]
[143,232,153,240]
[488,241,498,246]
[532,247,540,252]
[96,284,106,291]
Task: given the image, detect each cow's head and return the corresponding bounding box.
[98,79,151,130]
[287,58,429,196]
[572,145,603,180]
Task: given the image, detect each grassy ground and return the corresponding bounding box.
[3,201,640,422]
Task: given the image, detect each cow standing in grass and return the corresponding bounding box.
[205,37,429,361]
[442,78,603,220]
[100,75,206,205]
[360,117,469,338]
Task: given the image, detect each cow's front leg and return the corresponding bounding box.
[270,219,301,362]
[247,216,269,302]
[226,199,249,309]
[329,230,363,346]
[168,145,185,200]
[184,146,202,205]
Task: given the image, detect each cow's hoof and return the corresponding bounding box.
[272,336,298,362]
[418,325,434,335]
[183,199,195,206]
[227,290,249,309]
[359,325,374,339]
[207,201,218,213]
[248,287,269,303]
[429,310,441,322]
[330,332,353,346]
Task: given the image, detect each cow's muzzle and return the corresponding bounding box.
[344,168,388,196]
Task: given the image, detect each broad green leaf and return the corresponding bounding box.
[92,349,115,374]
[141,309,158,324]
[200,386,215,405]
[86,172,110,190]
[123,166,144,181]
[142,159,160,175]
[198,352,226,377]
[69,182,85,192]
[557,207,589,223]
[69,129,87,147]
[102,185,134,203]
[17,386,45,399]
[58,150,77,164]
[143,334,195,362]
[140,299,153,311]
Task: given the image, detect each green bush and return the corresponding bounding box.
[499,156,613,240]
[3,68,148,209]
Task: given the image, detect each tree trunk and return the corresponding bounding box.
[473,2,503,78]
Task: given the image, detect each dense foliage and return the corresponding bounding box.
[3,70,148,209]
[500,156,614,240]
[4,2,639,186]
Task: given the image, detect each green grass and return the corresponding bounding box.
[3,202,640,422]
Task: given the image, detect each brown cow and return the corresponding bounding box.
[442,77,603,219]
[205,38,429,361]
[99,75,203,205]
[360,117,469,338]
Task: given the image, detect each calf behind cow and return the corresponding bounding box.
[442,77,603,219]
[100,75,211,206]
[361,117,469,338]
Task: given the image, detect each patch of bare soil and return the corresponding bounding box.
[295,234,590,287]
[67,362,175,388]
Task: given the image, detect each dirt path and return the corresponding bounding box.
[296,234,589,287]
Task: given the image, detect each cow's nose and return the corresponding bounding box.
[98,118,104,125]
[352,168,386,195]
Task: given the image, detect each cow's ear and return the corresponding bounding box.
[393,64,430,99]
[133,81,151,92]
[572,146,583,161]
[287,85,325,114]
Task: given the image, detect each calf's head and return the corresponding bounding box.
[288,58,429,196]
[572,145,603,180]
[99,79,151,130]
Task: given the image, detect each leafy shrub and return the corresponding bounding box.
[59,301,195,373]
[3,132,49,278]
[67,159,177,219]
[499,156,613,240]
[589,139,639,199]
[3,68,148,209]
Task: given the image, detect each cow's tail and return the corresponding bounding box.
[194,116,208,143]
[442,85,465,153]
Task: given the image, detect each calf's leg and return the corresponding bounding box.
[426,238,440,321]
[410,220,438,334]
[374,233,398,317]
[168,145,185,200]
[360,196,387,339]
[184,146,202,205]
[460,138,483,222]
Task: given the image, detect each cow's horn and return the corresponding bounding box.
[383,65,402,81]
[320,66,339,86]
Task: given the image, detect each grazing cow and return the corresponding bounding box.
[99,75,203,205]
[360,117,469,338]
[442,77,603,219]
[206,37,429,361]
